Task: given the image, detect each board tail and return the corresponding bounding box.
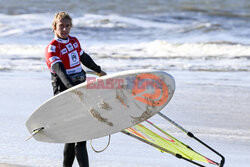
[122,119,223,167]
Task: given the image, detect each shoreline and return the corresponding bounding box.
[0,70,250,167]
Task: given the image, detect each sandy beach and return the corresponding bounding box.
[0,70,250,167]
[0,164,28,167]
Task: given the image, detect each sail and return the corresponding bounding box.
[124,121,218,166]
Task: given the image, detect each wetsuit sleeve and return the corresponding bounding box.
[80,52,101,73]
[51,62,74,88]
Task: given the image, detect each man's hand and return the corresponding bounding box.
[99,70,107,77]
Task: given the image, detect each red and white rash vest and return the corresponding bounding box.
[45,35,84,75]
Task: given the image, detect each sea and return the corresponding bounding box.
[1,0,250,72]
[0,0,250,167]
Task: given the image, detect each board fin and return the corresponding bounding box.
[25,127,44,141]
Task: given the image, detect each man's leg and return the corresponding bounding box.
[63,143,75,167]
[75,141,89,167]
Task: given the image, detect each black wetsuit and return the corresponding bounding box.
[51,52,101,167]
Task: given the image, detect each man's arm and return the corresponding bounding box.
[51,62,74,88]
[80,52,102,72]
[80,52,107,76]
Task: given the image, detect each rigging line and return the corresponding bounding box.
[158,112,188,133]
[145,120,190,147]
[158,112,225,167]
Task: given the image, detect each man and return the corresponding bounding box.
[45,11,106,167]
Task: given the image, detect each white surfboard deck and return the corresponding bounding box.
[26,69,175,143]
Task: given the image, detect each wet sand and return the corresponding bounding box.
[0,71,250,167]
[0,164,28,167]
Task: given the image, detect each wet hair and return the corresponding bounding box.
[52,11,72,31]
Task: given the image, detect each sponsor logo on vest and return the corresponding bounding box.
[49,56,60,62]
[73,42,79,49]
[61,48,68,55]
[48,45,56,52]
[66,43,74,52]
[72,53,77,62]
[68,50,79,67]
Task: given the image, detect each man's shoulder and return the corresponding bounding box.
[45,39,58,53]
[48,39,59,46]
[69,35,79,42]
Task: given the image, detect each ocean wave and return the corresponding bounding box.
[1,10,250,46]
[0,13,51,38]
[182,6,250,18]
[78,14,179,29]
[88,40,250,59]
[0,12,178,36]
[0,41,250,72]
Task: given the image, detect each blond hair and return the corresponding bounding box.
[52,12,72,31]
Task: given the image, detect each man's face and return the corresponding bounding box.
[54,18,71,39]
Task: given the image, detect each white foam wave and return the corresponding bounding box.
[74,14,179,29]
[0,44,46,71]
[1,41,250,71]
[88,40,250,71]
[89,40,250,59]
[0,13,51,37]
[0,12,177,37]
